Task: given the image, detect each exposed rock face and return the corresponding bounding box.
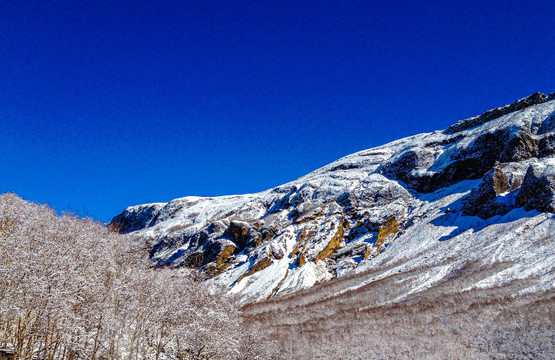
[380,124,550,194]
[516,162,555,212]
[111,93,555,302]
[462,158,555,219]
[463,162,529,218]
[110,203,165,233]
[444,92,551,134]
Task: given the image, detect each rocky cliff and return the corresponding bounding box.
[111,93,555,303]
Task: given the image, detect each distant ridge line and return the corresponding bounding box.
[445,91,555,134]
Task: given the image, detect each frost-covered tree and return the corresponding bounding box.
[0,193,279,360]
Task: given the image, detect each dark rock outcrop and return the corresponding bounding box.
[515,163,555,213]
[445,92,550,134]
[463,160,555,219]
[223,220,251,249]
[463,163,527,218]
[110,203,164,234]
[538,134,555,157]
[382,123,547,194]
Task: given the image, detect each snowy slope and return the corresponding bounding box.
[111,93,555,303]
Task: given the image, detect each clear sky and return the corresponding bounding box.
[1,0,553,223]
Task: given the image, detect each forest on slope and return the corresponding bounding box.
[0,193,277,360]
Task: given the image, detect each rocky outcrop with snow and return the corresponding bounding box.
[111,93,555,303]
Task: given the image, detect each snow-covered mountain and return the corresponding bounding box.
[111,92,555,303]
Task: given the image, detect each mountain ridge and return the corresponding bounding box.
[111,92,555,303]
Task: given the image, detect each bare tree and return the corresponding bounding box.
[0,193,276,360]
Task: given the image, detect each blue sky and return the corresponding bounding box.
[1,0,553,222]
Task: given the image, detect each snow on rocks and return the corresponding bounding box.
[111,94,555,303]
